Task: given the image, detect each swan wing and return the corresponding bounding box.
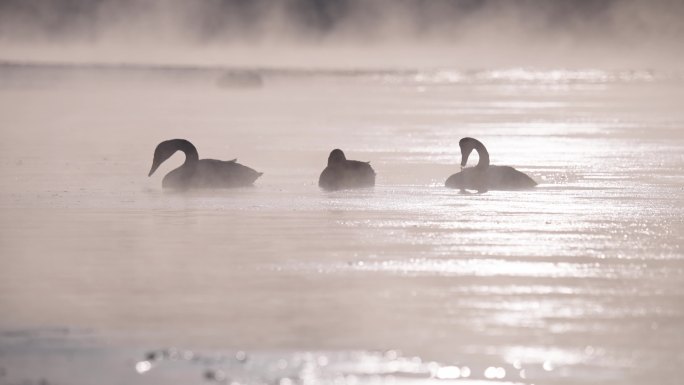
[486,166,537,189]
[319,161,375,190]
[193,159,262,187]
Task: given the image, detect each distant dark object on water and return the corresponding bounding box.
[148,139,262,190]
[319,149,376,191]
[215,71,263,89]
[445,137,536,193]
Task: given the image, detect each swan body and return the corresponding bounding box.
[148,139,262,189]
[445,137,536,192]
[319,149,375,191]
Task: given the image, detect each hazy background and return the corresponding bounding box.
[1,0,683,68]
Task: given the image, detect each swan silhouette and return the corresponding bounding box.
[445,137,536,192]
[148,139,262,189]
[319,149,375,191]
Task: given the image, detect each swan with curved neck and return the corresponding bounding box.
[319,149,375,191]
[445,137,536,192]
[148,139,262,189]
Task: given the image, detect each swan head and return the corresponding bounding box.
[149,140,182,177]
[328,149,347,165]
[459,137,476,167]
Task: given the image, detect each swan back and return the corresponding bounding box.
[162,159,262,189]
[446,166,536,191]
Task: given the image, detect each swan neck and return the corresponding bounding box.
[177,140,199,165]
[474,141,489,169]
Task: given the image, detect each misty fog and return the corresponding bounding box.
[1,0,683,68]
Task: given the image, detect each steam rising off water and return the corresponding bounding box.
[0,64,683,384]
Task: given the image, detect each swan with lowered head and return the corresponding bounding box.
[445,137,536,192]
[319,149,375,191]
[148,139,262,189]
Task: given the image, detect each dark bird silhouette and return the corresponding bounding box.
[319,149,375,191]
[148,139,262,189]
[445,137,536,193]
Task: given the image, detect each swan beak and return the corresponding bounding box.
[148,163,159,177]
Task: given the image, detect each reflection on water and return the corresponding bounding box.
[378,68,659,86]
[0,329,597,385]
[0,65,683,384]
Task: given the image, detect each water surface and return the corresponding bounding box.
[0,64,683,384]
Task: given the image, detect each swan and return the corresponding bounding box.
[148,139,262,189]
[319,149,375,191]
[445,137,536,192]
